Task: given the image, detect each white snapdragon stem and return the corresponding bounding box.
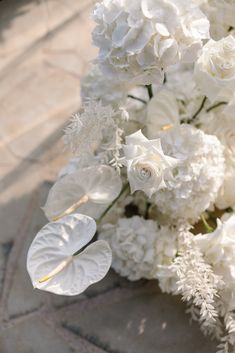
[38,256,73,284]
[52,194,89,221]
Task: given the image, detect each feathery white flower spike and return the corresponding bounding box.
[27,214,112,296]
[43,165,122,221]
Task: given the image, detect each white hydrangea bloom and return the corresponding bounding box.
[195,214,235,311]
[123,130,179,197]
[93,0,210,84]
[195,35,235,102]
[81,65,129,106]
[153,124,225,222]
[99,216,178,290]
[199,107,235,209]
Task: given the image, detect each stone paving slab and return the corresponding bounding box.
[0,1,219,353]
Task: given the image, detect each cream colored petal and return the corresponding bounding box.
[147,89,180,138]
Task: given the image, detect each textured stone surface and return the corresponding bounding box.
[0,1,218,353]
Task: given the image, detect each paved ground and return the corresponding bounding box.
[0,1,217,352]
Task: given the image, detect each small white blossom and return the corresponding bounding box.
[195,35,235,102]
[123,130,179,197]
[27,214,112,296]
[93,0,210,84]
[153,124,225,222]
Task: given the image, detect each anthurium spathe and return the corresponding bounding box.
[43,165,122,221]
[27,214,112,296]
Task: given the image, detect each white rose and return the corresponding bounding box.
[195,214,235,310]
[195,35,235,102]
[123,130,179,198]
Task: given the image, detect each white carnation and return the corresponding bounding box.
[195,35,235,102]
[99,216,178,290]
[93,0,210,84]
[195,214,235,311]
[199,106,235,209]
[153,124,225,222]
[123,130,179,197]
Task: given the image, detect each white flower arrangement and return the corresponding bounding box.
[26,1,235,351]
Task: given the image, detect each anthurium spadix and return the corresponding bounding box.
[43,165,122,221]
[27,214,112,295]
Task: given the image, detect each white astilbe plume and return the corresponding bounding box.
[172,227,223,331]
[63,101,124,169]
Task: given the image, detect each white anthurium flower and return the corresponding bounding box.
[27,214,112,296]
[122,130,179,198]
[43,165,122,221]
[194,35,235,102]
[146,89,180,138]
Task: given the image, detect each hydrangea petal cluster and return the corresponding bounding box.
[199,108,235,209]
[92,0,210,84]
[153,124,225,221]
[99,216,178,289]
[123,130,179,197]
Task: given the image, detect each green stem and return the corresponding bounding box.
[188,96,207,123]
[96,183,130,224]
[127,94,147,104]
[201,214,214,233]
[145,84,153,100]
[206,101,227,113]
